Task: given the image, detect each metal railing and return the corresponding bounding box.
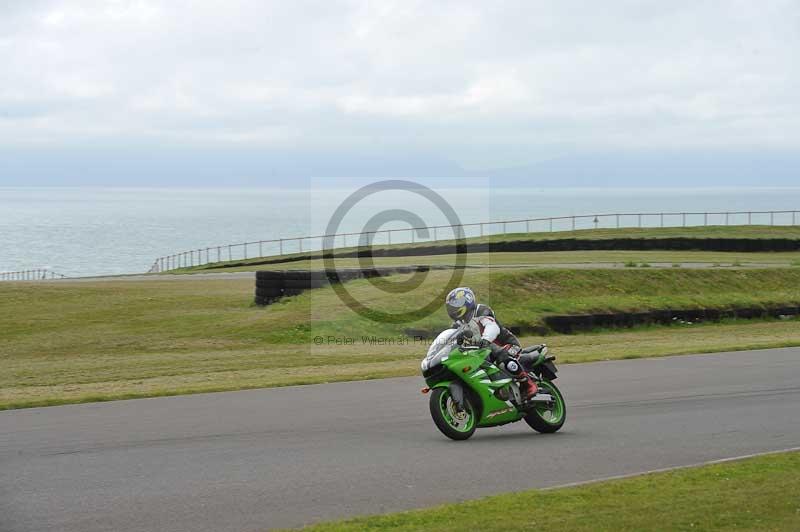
[0,269,68,281]
[147,209,800,273]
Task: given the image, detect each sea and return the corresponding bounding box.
[2,186,799,277]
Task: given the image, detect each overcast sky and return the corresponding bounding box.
[1,1,798,185]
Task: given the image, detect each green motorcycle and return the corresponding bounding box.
[421,325,566,440]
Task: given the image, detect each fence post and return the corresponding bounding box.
[526,220,530,233]
[388,230,391,246]
[794,211,797,225]
[244,243,248,260]
[704,213,708,226]
[748,212,752,225]
[682,213,686,227]
[660,213,664,227]
[411,229,415,243]
[480,223,484,237]
[571,216,576,231]
[725,212,729,226]
[502,222,507,234]
[279,239,284,255]
[228,245,232,261]
[616,214,620,228]
[299,238,303,253]
[638,214,642,228]
[549,218,553,232]
[259,241,263,257]
[434,227,438,241]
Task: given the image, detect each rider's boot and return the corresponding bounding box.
[505,358,537,400]
[519,372,538,400]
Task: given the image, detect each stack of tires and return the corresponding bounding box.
[254,265,433,306]
[254,270,331,306]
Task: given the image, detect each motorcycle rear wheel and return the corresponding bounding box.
[429,387,477,440]
[524,380,566,433]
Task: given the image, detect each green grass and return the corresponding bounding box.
[2,268,800,409]
[172,225,800,272]
[290,451,800,531]
[171,249,800,273]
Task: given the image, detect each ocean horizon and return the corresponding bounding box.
[3,186,800,277]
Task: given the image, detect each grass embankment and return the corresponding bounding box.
[2,268,800,409]
[172,225,800,272]
[173,250,800,273]
[290,451,800,532]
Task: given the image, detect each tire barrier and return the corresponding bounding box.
[254,266,435,306]
[543,304,800,334]
[211,237,800,271]
[402,304,800,339]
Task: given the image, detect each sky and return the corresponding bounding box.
[0,1,798,186]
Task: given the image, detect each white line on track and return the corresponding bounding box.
[541,446,800,491]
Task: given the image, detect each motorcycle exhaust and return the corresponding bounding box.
[528,393,554,403]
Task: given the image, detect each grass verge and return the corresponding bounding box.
[171,225,800,273]
[2,268,800,409]
[176,249,800,273]
[288,450,800,531]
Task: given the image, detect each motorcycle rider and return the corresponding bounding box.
[445,287,538,400]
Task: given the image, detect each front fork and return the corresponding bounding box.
[448,381,466,410]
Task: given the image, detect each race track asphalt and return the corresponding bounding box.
[1,348,799,532]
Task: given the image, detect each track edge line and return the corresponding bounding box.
[540,446,800,492]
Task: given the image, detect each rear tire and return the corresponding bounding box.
[429,387,477,441]
[524,380,566,433]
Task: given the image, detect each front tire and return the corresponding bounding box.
[524,380,566,433]
[429,387,477,440]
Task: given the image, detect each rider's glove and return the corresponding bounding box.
[478,338,491,349]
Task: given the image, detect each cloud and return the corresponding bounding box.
[0,0,798,171]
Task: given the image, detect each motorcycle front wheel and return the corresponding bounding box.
[524,380,566,433]
[429,387,477,440]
